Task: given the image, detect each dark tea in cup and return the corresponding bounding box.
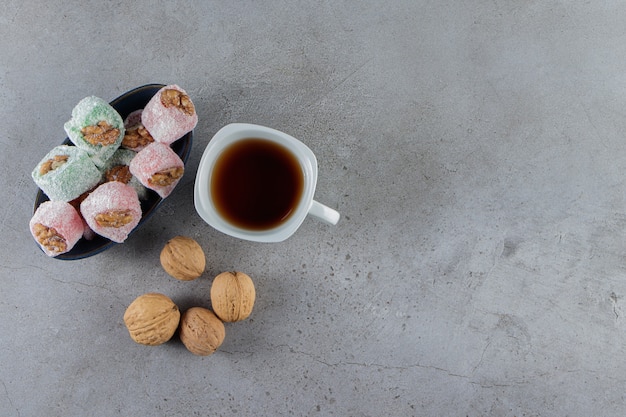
[210,138,304,231]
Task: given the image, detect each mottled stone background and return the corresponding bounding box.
[2,1,626,416]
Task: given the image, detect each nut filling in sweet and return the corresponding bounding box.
[39,155,69,175]
[105,165,132,184]
[32,223,67,253]
[81,121,120,146]
[161,89,195,116]
[95,210,134,228]
[149,167,184,187]
[123,125,154,149]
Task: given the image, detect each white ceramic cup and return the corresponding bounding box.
[194,123,340,242]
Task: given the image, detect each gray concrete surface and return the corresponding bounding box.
[2,1,626,416]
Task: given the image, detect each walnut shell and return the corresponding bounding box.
[160,236,206,281]
[210,271,256,322]
[123,293,180,346]
[179,307,225,356]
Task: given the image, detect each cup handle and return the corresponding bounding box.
[308,200,340,225]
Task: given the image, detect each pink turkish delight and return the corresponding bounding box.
[30,201,84,257]
[141,85,197,145]
[80,182,141,243]
[129,142,184,198]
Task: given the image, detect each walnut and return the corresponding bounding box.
[69,188,93,212]
[95,210,134,228]
[32,223,67,254]
[210,271,256,322]
[160,236,206,281]
[161,88,195,116]
[123,293,180,346]
[179,307,225,356]
[122,125,154,149]
[104,165,132,184]
[81,121,120,146]
[148,166,184,187]
[39,155,69,175]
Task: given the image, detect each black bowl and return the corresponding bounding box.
[33,84,193,260]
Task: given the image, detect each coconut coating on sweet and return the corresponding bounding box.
[141,85,197,145]
[129,142,184,198]
[32,145,102,202]
[30,201,84,257]
[80,182,141,243]
[64,96,125,168]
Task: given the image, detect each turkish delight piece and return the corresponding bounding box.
[122,109,154,152]
[80,182,142,243]
[129,142,184,198]
[101,148,148,200]
[30,201,84,257]
[141,85,197,145]
[32,145,102,202]
[64,96,125,168]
